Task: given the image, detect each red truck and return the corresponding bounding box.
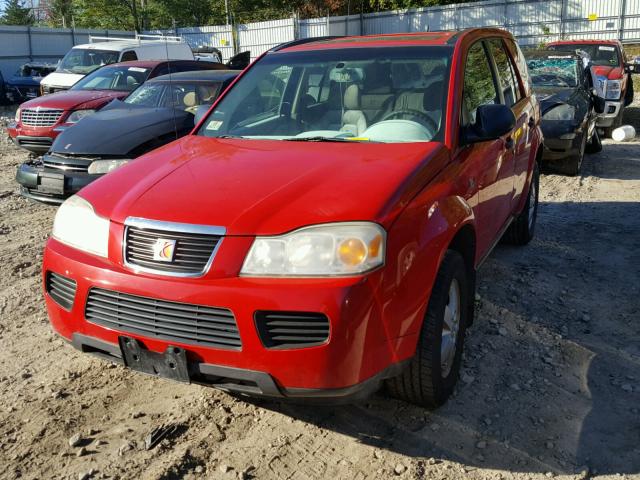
[7,60,229,154]
[548,39,636,137]
[42,28,542,407]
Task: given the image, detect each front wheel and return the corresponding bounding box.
[504,160,539,245]
[386,250,470,408]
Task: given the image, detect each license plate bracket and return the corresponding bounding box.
[118,336,190,383]
[38,172,64,195]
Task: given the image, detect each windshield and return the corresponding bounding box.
[71,65,151,92]
[125,81,222,111]
[527,56,579,87]
[549,44,620,67]
[198,46,451,143]
[58,48,120,75]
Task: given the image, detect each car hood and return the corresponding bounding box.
[81,136,447,236]
[534,87,580,113]
[51,101,193,156]
[40,71,85,88]
[592,65,624,80]
[19,90,127,111]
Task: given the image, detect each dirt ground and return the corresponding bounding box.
[0,102,638,480]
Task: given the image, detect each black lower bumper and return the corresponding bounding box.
[15,161,95,204]
[14,135,53,154]
[70,333,406,404]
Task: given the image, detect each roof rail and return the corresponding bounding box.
[89,33,183,44]
[270,36,344,53]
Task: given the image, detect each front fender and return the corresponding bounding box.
[380,192,475,361]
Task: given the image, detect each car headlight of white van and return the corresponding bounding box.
[52,195,109,257]
[241,222,385,276]
[88,159,130,175]
[66,109,96,123]
[543,104,575,121]
[605,80,622,100]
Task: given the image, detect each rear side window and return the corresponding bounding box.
[463,42,498,125]
[120,51,138,62]
[488,39,520,107]
[505,39,531,96]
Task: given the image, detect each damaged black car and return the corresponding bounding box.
[16,69,238,203]
[526,50,604,175]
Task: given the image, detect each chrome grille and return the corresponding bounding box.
[21,108,64,127]
[85,288,241,349]
[124,218,224,276]
[43,155,90,172]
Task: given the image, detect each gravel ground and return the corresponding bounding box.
[0,103,639,480]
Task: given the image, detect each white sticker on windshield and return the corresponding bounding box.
[128,67,147,72]
[206,120,223,131]
[599,46,615,51]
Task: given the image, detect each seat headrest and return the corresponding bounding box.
[344,84,361,110]
[183,91,197,108]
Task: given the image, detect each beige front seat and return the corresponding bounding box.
[183,91,198,114]
[340,84,367,136]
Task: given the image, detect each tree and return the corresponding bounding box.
[47,0,74,28]
[0,0,35,25]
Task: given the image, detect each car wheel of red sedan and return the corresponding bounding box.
[386,250,470,408]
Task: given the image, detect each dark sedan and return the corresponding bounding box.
[16,69,238,203]
[526,50,604,175]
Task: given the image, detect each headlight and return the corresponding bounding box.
[88,159,130,175]
[66,109,96,124]
[543,104,575,121]
[241,222,386,276]
[605,79,622,100]
[52,195,109,257]
[15,108,20,122]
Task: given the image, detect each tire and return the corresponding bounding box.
[555,132,586,176]
[386,250,470,408]
[504,160,539,245]
[585,126,602,154]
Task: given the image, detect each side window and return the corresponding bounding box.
[488,39,519,107]
[463,41,499,125]
[505,39,531,96]
[120,50,138,62]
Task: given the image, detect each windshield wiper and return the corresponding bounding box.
[285,136,363,142]
[216,134,245,139]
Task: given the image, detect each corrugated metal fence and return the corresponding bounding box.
[0,26,136,79]
[172,0,640,61]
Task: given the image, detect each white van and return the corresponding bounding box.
[40,34,194,94]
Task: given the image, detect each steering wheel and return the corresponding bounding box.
[381,109,438,134]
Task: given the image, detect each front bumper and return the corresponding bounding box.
[540,121,582,161]
[596,100,622,127]
[43,238,415,398]
[8,123,63,154]
[16,160,96,204]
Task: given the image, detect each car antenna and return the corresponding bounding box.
[163,33,180,140]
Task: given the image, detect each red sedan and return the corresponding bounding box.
[7,60,227,154]
[43,29,542,407]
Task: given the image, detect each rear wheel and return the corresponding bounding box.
[504,161,539,245]
[386,251,470,408]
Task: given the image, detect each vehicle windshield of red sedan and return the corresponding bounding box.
[70,65,151,92]
[198,46,451,143]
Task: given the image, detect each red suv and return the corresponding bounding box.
[43,29,541,407]
[548,40,636,137]
[7,60,227,154]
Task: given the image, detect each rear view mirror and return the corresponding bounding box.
[462,104,516,145]
[194,104,211,125]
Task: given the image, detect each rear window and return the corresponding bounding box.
[549,43,620,67]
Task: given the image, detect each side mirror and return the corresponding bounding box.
[226,51,250,70]
[625,63,637,73]
[194,104,211,125]
[462,104,516,145]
